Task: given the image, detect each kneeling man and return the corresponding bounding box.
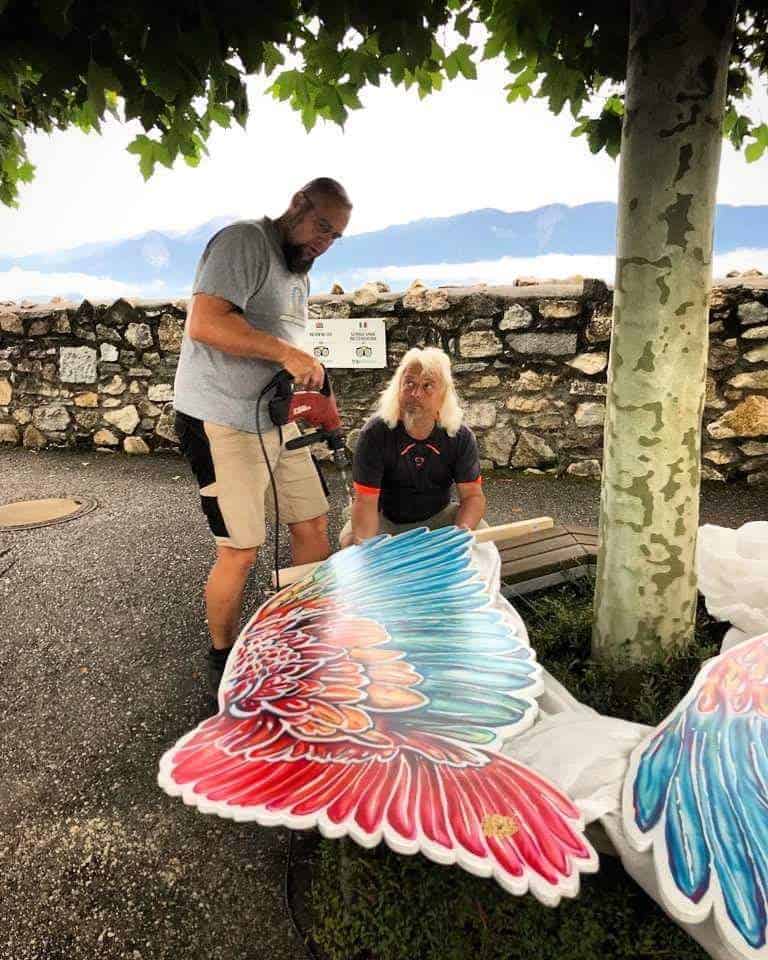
[340,347,486,546]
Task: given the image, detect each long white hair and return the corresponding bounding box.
[376,347,464,436]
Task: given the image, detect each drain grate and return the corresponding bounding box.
[0,497,98,531]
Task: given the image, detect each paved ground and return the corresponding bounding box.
[1,448,765,960]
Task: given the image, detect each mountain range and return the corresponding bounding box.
[2,202,766,300]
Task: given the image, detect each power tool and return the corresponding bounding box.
[267,367,350,487]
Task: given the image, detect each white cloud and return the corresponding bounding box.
[0,266,169,301]
[320,248,768,292]
[6,247,765,303]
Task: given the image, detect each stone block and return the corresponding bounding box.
[737,301,768,326]
[0,423,19,444]
[538,299,581,320]
[480,426,516,466]
[94,429,119,446]
[567,352,608,375]
[511,431,556,468]
[23,425,47,449]
[126,322,153,349]
[728,370,768,389]
[463,402,497,429]
[158,314,185,352]
[104,405,140,434]
[506,333,577,356]
[707,396,768,438]
[745,344,768,364]
[124,436,150,454]
[458,331,502,358]
[32,404,70,431]
[574,402,606,427]
[743,325,768,340]
[60,346,97,383]
[567,459,601,479]
[148,384,174,402]
[499,305,533,331]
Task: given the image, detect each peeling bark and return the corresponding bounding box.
[593,0,737,663]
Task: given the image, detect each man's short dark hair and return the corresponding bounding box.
[301,177,352,209]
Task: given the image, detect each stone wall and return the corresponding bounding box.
[1,277,767,483]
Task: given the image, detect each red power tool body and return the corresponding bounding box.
[267,368,349,476]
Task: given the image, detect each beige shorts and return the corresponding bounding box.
[176,413,329,550]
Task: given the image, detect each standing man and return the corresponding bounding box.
[174,178,352,693]
[339,346,486,546]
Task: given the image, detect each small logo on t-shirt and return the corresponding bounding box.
[414,456,425,468]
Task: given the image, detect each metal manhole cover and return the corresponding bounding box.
[0,497,98,531]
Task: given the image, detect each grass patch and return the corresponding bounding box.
[309,577,723,960]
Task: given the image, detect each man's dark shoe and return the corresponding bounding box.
[206,645,233,698]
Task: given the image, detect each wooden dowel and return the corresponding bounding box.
[271,516,554,588]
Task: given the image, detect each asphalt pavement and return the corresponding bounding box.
[0,448,765,960]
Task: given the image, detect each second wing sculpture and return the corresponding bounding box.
[159,526,598,905]
[624,630,768,958]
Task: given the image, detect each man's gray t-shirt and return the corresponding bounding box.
[174,218,309,432]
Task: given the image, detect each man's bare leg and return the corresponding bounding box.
[289,514,331,565]
[205,544,258,650]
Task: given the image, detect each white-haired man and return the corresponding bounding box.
[339,347,486,546]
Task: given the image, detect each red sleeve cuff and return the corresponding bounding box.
[460,475,483,485]
[353,482,381,497]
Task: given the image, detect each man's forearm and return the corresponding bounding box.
[351,497,380,542]
[188,302,293,363]
[456,494,486,530]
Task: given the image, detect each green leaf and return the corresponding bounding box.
[454,43,477,80]
[87,60,121,117]
[745,124,768,162]
[455,11,472,39]
[338,84,363,110]
[16,161,36,184]
[301,103,317,131]
[208,104,232,128]
[384,53,406,87]
[482,33,506,61]
[262,44,285,77]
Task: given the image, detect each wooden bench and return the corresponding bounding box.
[500,524,599,597]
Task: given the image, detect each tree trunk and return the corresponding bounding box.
[592,0,737,663]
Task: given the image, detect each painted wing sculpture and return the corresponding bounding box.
[623,631,768,958]
[159,526,597,905]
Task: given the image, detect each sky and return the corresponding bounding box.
[0,51,767,296]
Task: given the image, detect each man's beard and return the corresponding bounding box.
[282,241,315,275]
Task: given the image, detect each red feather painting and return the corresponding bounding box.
[158,526,597,905]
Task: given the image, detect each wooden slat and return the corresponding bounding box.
[494,525,571,549]
[497,533,579,561]
[562,524,599,537]
[501,544,592,580]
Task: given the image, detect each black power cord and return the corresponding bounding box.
[256,379,284,591]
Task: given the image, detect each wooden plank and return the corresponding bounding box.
[271,516,554,588]
[497,533,579,561]
[493,525,571,549]
[562,524,600,537]
[501,544,592,580]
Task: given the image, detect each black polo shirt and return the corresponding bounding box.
[352,417,481,524]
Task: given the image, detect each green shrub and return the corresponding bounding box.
[309,578,722,960]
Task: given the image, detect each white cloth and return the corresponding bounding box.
[471,537,748,959]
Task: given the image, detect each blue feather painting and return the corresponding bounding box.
[623,631,768,958]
